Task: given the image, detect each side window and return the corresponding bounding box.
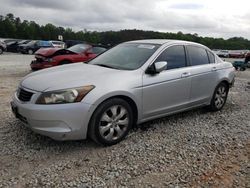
[155,45,186,70]
[207,50,215,64]
[187,46,209,66]
[92,47,107,55]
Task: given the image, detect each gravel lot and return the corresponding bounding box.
[0,53,249,187]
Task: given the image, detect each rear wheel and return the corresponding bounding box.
[208,82,229,111]
[0,47,3,54]
[240,67,246,71]
[28,49,33,55]
[88,98,133,146]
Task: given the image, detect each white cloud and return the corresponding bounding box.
[0,0,249,39]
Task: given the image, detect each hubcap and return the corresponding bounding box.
[99,105,129,141]
[214,86,227,109]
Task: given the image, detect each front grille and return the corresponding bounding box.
[36,58,44,62]
[18,88,34,102]
[35,55,45,62]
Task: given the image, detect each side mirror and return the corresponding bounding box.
[146,61,167,74]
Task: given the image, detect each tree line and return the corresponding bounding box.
[1,13,250,50]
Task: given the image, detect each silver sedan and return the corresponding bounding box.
[11,40,235,145]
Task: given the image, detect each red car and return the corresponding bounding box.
[30,44,107,70]
[229,50,246,58]
[245,52,250,67]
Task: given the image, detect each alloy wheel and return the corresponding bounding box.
[99,105,129,141]
[214,85,227,109]
[28,49,33,55]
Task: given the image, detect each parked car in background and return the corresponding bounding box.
[245,52,250,68]
[215,50,229,58]
[229,50,246,58]
[30,44,107,70]
[64,40,86,48]
[7,40,31,52]
[0,41,7,54]
[12,39,235,145]
[19,40,53,54]
[2,39,20,44]
[50,40,65,48]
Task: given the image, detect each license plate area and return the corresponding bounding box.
[11,102,28,124]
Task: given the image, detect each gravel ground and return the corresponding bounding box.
[0,53,249,187]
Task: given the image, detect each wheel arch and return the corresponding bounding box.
[87,94,139,133]
[220,79,230,89]
[59,59,72,65]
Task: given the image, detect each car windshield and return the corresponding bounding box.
[26,40,36,46]
[68,44,90,53]
[89,43,160,70]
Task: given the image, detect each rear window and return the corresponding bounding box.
[187,46,209,66]
[38,41,52,47]
[207,50,215,64]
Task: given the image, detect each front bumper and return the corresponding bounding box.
[30,60,54,70]
[11,92,93,140]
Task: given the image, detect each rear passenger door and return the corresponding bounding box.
[186,45,218,105]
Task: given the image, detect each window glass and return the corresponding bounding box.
[89,43,160,70]
[207,50,215,64]
[155,45,186,70]
[187,46,209,66]
[38,41,52,47]
[68,44,90,53]
[91,47,107,55]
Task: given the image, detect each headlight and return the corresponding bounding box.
[45,58,55,63]
[36,85,95,104]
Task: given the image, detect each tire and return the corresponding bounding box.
[208,82,229,111]
[0,47,3,54]
[245,58,250,68]
[28,49,33,55]
[240,67,246,71]
[59,60,71,65]
[88,98,133,146]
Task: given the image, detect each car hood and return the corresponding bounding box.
[21,63,132,92]
[19,44,29,47]
[35,48,61,57]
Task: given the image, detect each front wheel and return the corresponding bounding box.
[208,82,229,111]
[88,98,133,146]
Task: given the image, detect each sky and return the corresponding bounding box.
[0,0,250,39]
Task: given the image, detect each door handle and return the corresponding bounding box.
[211,67,217,71]
[181,72,191,78]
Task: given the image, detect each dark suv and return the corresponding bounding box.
[19,40,53,54]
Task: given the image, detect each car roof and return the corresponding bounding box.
[126,39,205,47]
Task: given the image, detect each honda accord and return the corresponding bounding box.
[11,40,235,145]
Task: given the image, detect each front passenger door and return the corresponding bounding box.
[142,45,192,119]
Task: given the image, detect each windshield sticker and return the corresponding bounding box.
[137,44,155,49]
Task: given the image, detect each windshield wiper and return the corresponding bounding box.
[94,64,118,69]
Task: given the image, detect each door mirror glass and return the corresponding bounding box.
[146,61,167,74]
[154,61,167,73]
